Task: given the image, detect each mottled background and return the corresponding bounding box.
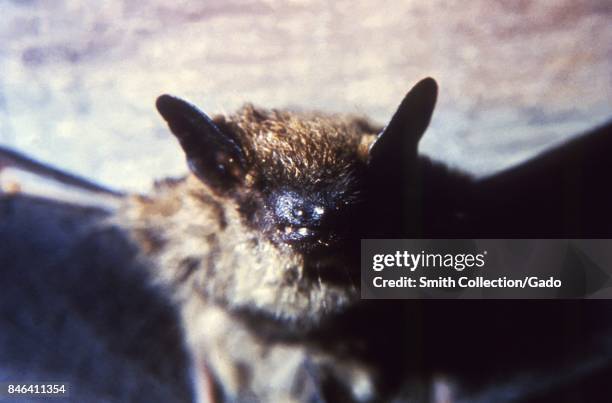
[1,0,610,192]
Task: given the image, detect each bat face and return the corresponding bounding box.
[150,78,439,329]
[155,78,439,256]
[152,97,376,327]
[212,105,373,254]
[155,98,369,254]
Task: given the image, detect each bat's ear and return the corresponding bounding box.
[368,77,438,165]
[156,95,246,193]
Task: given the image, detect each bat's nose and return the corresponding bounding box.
[273,190,327,227]
[290,204,325,227]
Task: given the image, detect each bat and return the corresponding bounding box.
[1,76,611,402]
[130,86,420,402]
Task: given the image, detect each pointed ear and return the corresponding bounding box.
[156,94,246,193]
[368,77,438,164]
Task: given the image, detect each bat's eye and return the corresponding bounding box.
[293,209,304,218]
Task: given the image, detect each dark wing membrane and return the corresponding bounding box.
[473,120,612,237]
[0,192,192,402]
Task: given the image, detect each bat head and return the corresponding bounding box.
[155,99,368,256]
[155,77,437,255]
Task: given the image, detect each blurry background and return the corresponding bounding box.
[1,0,610,192]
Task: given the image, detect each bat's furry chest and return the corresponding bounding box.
[183,302,378,402]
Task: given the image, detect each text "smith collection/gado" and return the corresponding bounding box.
[372,276,562,289]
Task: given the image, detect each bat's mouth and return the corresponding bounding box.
[283,225,314,238]
[277,225,335,250]
[280,225,318,240]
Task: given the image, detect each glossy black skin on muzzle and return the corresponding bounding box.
[269,189,334,244]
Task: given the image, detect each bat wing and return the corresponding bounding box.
[472,119,612,237]
[0,146,124,212]
[0,149,193,402]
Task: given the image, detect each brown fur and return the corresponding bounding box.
[214,105,378,188]
[116,106,384,402]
